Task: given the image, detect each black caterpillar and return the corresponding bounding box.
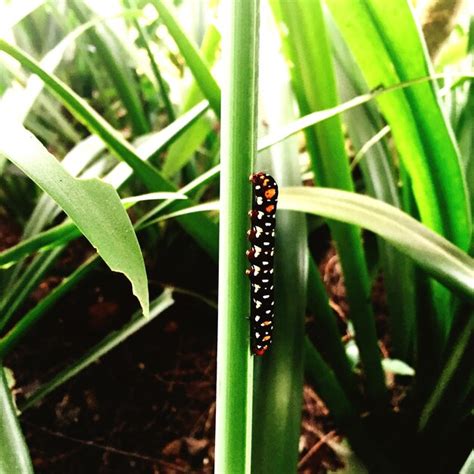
[246,172,278,356]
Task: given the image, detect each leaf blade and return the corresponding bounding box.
[0,365,33,474]
[0,122,149,317]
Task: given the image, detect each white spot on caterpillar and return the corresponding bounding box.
[257,196,263,205]
[252,284,261,292]
[255,185,261,190]
[255,332,261,338]
[254,315,260,321]
[263,294,270,299]
[253,265,261,276]
[253,245,262,257]
[254,299,262,309]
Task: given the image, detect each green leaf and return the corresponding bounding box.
[0,104,211,355]
[0,222,78,269]
[454,18,474,229]
[459,450,474,474]
[155,189,474,298]
[251,15,309,470]
[162,22,221,178]
[326,0,472,358]
[418,314,474,432]
[328,17,416,362]
[0,365,33,474]
[0,192,186,268]
[278,188,473,299]
[325,0,471,251]
[271,0,386,403]
[306,257,358,399]
[0,122,149,317]
[0,135,105,324]
[214,1,259,472]
[151,0,221,115]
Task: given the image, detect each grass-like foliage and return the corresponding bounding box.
[0,0,472,473]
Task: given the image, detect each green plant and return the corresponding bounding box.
[0,0,472,473]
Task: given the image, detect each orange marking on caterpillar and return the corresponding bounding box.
[265,204,275,213]
[264,188,276,199]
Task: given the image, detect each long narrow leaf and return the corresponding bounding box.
[151,0,221,115]
[154,191,474,299]
[0,192,186,269]
[271,0,386,403]
[329,16,416,361]
[418,313,474,432]
[326,0,470,249]
[0,39,165,192]
[215,1,260,472]
[162,23,221,178]
[306,257,358,400]
[251,13,309,470]
[0,122,149,317]
[0,365,33,474]
[279,188,474,299]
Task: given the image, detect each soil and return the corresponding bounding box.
[1,214,386,473]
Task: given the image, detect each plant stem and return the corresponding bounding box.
[215,1,260,472]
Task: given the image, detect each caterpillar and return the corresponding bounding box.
[246,172,278,356]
